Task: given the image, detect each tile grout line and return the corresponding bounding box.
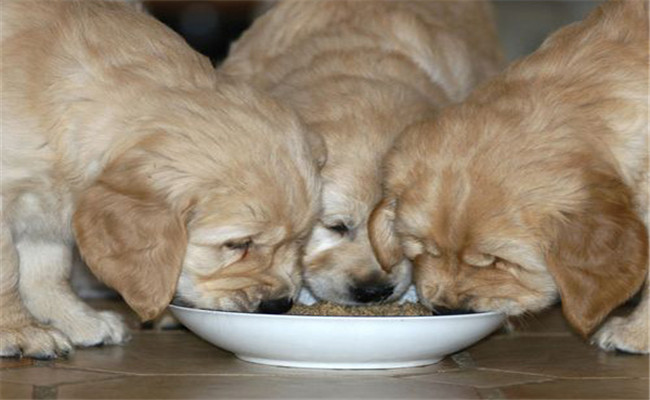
[392,368,462,379]
[380,374,508,399]
[474,375,650,398]
[53,363,468,379]
[0,374,131,388]
[49,365,127,376]
[448,349,511,398]
[395,366,558,382]
[451,351,478,369]
[476,366,649,381]
[51,365,309,378]
[394,367,556,392]
[52,374,136,390]
[474,367,557,380]
[550,376,650,381]
[449,350,557,398]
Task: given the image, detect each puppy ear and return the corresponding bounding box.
[368,197,404,272]
[546,185,648,337]
[73,171,189,321]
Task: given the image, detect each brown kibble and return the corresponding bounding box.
[288,302,433,316]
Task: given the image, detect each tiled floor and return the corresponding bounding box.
[1,302,648,399]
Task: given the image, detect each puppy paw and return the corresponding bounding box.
[54,310,130,347]
[0,323,72,359]
[592,316,649,354]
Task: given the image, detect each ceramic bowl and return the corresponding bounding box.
[168,304,504,369]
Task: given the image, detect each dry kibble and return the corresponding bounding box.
[288,302,433,316]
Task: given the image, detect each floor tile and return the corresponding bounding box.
[0,366,117,386]
[39,299,647,398]
[0,381,32,399]
[0,359,34,370]
[501,378,650,399]
[57,375,480,399]
[467,334,649,378]
[404,368,553,388]
[54,330,457,377]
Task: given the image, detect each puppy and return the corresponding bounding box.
[222,0,503,305]
[370,0,648,352]
[1,0,321,358]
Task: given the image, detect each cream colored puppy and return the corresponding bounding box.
[370,0,648,352]
[1,0,321,358]
[222,0,503,305]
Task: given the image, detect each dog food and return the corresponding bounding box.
[288,302,433,316]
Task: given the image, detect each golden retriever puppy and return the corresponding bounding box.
[222,0,503,305]
[370,0,648,352]
[1,0,321,358]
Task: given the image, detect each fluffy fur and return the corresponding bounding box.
[369,0,649,352]
[1,0,321,358]
[222,0,503,305]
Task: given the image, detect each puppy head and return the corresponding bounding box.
[74,84,321,319]
[303,184,412,305]
[302,130,412,306]
[370,112,647,335]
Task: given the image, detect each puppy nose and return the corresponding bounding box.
[257,297,294,314]
[433,306,474,316]
[350,283,394,303]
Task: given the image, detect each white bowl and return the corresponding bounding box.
[168,304,505,370]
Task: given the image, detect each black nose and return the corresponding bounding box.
[433,306,474,316]
[257,297,294,314]
[350,282,395,303]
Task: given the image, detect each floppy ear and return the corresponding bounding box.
[73,171,189,321]
[368,197,404,272]
[546,187,648,337]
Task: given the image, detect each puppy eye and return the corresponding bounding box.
[463,253,496,268]
[221,239,252,264]
[326,223,349,235]
[224,239,252,252]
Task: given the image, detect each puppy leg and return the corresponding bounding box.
[592,278,649,354]
[17,239,129,347]
[0,222,71,358]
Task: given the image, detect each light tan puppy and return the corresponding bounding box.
[222,0,503,305]
[1,0,321,358]
[370,0,648,352]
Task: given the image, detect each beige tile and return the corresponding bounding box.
[501,378,649,399]
[0,366,116,385]
[404,368,553,389]
[0,381,32,399]
[58,375,480,399]
[55,330,457,377]
[468,334,649,378]
[0,359,33,370]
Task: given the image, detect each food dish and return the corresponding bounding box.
[169,304,505,369]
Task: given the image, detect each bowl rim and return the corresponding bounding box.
[168,303,505,321]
